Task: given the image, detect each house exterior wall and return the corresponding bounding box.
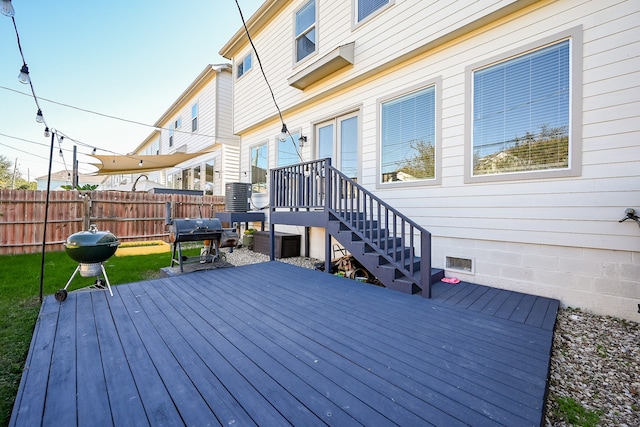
[128,65,240,195]
[222,0,640,320]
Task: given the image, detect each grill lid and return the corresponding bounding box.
[65,225,120,263]
[66,225,119,247]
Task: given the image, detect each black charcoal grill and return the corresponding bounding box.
[169,218,238,272]
[55,225,120,302]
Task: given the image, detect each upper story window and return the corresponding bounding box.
[470,38,572,180]
[237,53,252,78]
[174,117,181,129]
[357,0,389,23]
[380,84,436,183]
[295,0,316,63]
[191,103,198,132]
[169,124,174,147]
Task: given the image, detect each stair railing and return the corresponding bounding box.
[270,158,432,297]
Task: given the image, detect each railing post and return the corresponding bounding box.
[421,231,432,298]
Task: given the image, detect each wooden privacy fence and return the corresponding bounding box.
[0,189,225,255]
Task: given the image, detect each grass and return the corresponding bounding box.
[555,396,603,427]
[0,249,199,426]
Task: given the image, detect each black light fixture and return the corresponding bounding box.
[298,135,307,147]
[35,109,44,123]
[44,127,50,137]
[1,0,14,18]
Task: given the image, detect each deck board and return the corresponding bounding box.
[11,261,558,427]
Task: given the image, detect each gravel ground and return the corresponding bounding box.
[225,248,640,427]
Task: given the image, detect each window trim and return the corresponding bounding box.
[353,0,393,27]
[191,102,199,133]
[294,0,318,65]
[237,52,253,79]
[376,78,442,189]
[249,141,269,194]
[464,26,583,183]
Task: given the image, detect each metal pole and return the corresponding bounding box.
[72,145,78,188]
[39,131,55,303]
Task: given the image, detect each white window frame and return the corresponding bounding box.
[464,27,583,183]
[191,103,198,133]
[249,142,268,194]
[376,79,442,189]
[294,0,317,64]
[237,53,252,79]
[354,0,392,26]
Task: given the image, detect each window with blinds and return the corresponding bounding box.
[357,0,389,23]
[295,0,316,63]
[380,85,436,183]
[472,39,570,176]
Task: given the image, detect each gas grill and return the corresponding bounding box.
[168,218,238,272]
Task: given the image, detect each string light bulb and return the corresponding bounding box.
[35,109,44,123]
[44,127,50,137]
[138,160,143,167]
[1,0,15,17]
[278,124,288,142]
[92,147,97,154]
[58,149,63,157]
[18,64,30,84]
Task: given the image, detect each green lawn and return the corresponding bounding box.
[0,249,197,426]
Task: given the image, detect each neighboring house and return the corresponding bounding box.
[220,0,640,320]
[103,64,240,195]
[36,170,106,190]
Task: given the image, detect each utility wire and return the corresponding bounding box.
[0,85,240,141]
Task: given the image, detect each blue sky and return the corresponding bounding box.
[0,0,263,180]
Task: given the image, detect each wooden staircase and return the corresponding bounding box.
[327,212,443,296]
[269,158,442,298]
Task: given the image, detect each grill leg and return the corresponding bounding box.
[100,264,114,297]
[63,265,82,291]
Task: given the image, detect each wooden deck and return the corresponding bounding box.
[10,262,558,426]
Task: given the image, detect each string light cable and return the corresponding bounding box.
[234,0,303,163]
